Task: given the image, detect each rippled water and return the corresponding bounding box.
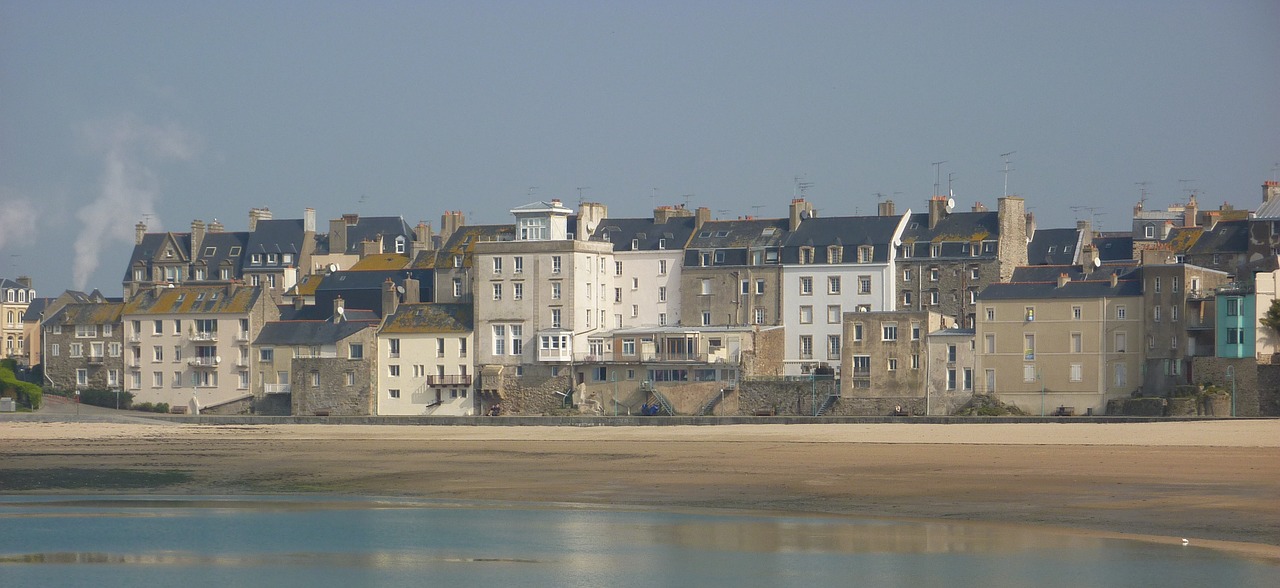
[0,496,1274,587]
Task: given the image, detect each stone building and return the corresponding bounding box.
[896,196,1030,328]
[680,216,790,328]
[286,310,379,416]
[839,309,946,415]
[1137,251,1231,394]
[40,300,125,391]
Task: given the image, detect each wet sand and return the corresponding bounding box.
[2,420,1277,556]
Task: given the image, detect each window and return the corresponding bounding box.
[494,325,506,355]
[901,292,913,308]
[1024,334,1035,360]
[828,276,841,294]
[632,277,639,290]
[1072,305,1082,320]
[970,267,980,280]
[827,335,841,359]
[520,217,549,240]
[631,305,639,318]
[984,334,995,354]
[510,325,523,355]
[449,278,462,298]
[153,371,163,387]
[388,389,400,399]
[436,338,446,357]
[986,307,995,321]
[947,369,957,390]
[47,342,58,357]
[853,323,864,342]
[551,282,561,299]
[852,355,871,375]
[887,358,898,371]
[153,320,163,335]
[799,306,813,324]
[622,338,636,355]
[389,365,400,377]
[1144,225,1155,239]
[947,344,957,363]
[345,371,356,387]
[551,309,561,328]
[551,256,561,273]
[903,269,913,282]
[1024,364,1037,383]
[800,277,813,295]
[827,305,841,324]
[1071,332,1082,353]
[1227,328,1244,344]
[714,250,726,264]
[929,290,939,305]
[700,279,712,295]
[857,276,870,295]
[1154,277,1161,293]
[1116,305,1126,320]
[963,368,973,390]
[658,286,666,302]
[1171,305,1178,322]
[911,322,921,340]
[348,343,364,360]
[1114,363,1127,387]
[76,369,88,387]
[1226,298,1240,316]
[658,260,667,275]
[701,311,711,326]
[882,322,898,341]
[514,283,523,300]
[153,346,163,362]
[799,335,813,359]
[1172,277,1179,293]
[659,313,667,326]
[514,256,523,273]
[929,267,939,281]
[1115,331,1127,353]
[1025,306,1035,322]
[492,283,502,300]
[911,354,920,370]
[615,261,623,276]
[753,308,766,324]
[741,280,750,295]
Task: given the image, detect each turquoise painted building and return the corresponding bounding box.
[1216,291,1255,359]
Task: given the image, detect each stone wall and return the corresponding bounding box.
[1259,365,1280,416]
[738,379,839,416]
[291,352,376,416]
[253,393,292,416]
[497,365,572,415]
[827,396,925,416]
[201,396,253,415]
[1191,356,1260,417]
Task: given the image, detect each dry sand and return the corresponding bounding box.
[3,420,1278,557]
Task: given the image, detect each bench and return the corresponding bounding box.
[1053,406,1075,416]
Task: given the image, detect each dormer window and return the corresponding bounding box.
[658,239,666,249]
[251,254,262,265]
[519,217,549,241]
[857,245,873,264]
[828,245,843,264]
[714,230,730,238]
[1144,224,1155,239]
[800,247,814,264]
[453,255,463,268]
[900,245,911,259]
[714,250,726,264]
[931,244,942,257]
[632,239,640,250]
[395,236,406,254]
[267,253,277,264]
[282,253,293,265]
[229,246,241,257]
[699,231,711,238]
[203,246,216,257]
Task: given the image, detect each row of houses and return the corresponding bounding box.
[15,181,1280,416]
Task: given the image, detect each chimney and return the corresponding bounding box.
[293,296,305,310]
[402,276,420,304]
[996,196,1029,281]
[695,206,710,230]
[653,205,672,225]
[1182,195,1198,228]
[789,198,813,231]
[209,219,224,232]
[878,199,896,217]
[227,281,239,296]
[414,221,432,245]
[304,208,316,233]
[359,237,382,258]
[1161,220,1174,240]
[439,211,464,243]
[1109,273,1119,288]
[333,296,345,322]
[971,201,988,212]
[382,278,399,317]
[190,220,206,258]
[576,202,607,241]
[928,196,948,230]
[1079,244,1099,272]
[248,207,272,231]
[329,218,348,255]
[136,221,147,245]
[1265,180,1280,203]
[1057,273,1070,288]
[1076,219,1093,248]
[16,276,31,289]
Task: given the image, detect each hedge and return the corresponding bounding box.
[0,365,42,410]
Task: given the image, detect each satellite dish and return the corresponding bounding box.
[945,197,956,213]
[1093,257,1102,268]
[396,285,405,294]
[327,263,338,273]
[215,356,222,364]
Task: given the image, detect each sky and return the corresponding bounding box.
[2,1,1278,297]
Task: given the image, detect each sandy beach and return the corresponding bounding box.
[3,420,1278,557]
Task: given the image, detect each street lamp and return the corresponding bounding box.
[1225,366,1236,417]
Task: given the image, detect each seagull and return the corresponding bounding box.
[1181,538,1189,546]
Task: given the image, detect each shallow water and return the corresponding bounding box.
[0,496,1273,587]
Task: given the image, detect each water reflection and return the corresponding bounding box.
[0,496,1274,588]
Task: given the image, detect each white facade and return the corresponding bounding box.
[610,249,684,329]
[781,259,896,376]
[377,331,475,415]
[125,313,254,408]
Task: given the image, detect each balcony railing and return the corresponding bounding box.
[264,383,291,394]
[87,355,105,365]
[538,347,572,362]
[235,332,250,343]
[190,331,218,342]
[128,334,141,344]
[188,357,220,367]
[423,374,473,387]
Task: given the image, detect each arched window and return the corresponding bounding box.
[395,236,406,254]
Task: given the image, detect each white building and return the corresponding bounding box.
[377,303,476,415]
[591,205,703,330]
[779,212,908,376]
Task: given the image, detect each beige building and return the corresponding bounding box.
[1,277,35,362]
[122,283,279,412]
[377,303,476,416]
[976,266,1144,415]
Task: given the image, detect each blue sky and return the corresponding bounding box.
[2,1,1278,295]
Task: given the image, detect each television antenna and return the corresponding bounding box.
[931,161,947,196]
[575,186,591,205]
[682,194,694,208]
[1135,181,1150,209]
[750,205,765,217]
[715,209,731,219]
[1000,151,1016,196]
[1070,206,1104,228]
[947,172,957,198]
[794,175,814,198]
[527,186,539,197]
[1178,179,1198,200]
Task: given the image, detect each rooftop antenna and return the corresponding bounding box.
[794,175,814,199]
[682,194,694,208]
[650,187,659,205]
[575,186,591,205]
[1272,163,1279,182]
[931,161,947,196]
[716,209,731,219]
[1070,205,1104,228]
[947,172,957,198]
[750,204,765,217]
[1000,151,1016,197]
[1135,181,1150,209]
[527,186,539,198]
[1178,179,1197,201]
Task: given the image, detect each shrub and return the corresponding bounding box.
[133,402,154,412]
[154,403,170,413]
[0,365,42,410]
[76,389,133,410]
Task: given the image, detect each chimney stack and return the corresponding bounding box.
[971,201,988,212]
[654,205,672,225]
[329,217,348,255]
[789,198,814,231]
[928,196,948,230]
[382,278,399,317]
[403,276,420,304]
[1109,273,1119,288]
[304,208,316,233]
[190,220,206,258]
[248,207,272,231]
[333,296,345,322]
[136,221,147,245]
[1057,273,1070,288]
[1265,180,1280,203]
[878,199,896,217]
[293,296,305,310]
[209,219,224,232]
[695,206,710,229]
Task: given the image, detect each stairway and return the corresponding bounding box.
[815,394,840,417]
[650,390,676,416]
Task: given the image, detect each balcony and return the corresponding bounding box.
[128,334,141,344]
[423,374,473,387]
[235,332,250,343]
[538,346,572,362]
[264,383,291,394]
[87,354,105,365]
[188,357,220,367]
[190,331,218,342]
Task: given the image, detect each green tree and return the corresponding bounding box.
[1261,298,1280,338]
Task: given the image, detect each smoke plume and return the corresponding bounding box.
[0,194,39,253]
[72,116,198,290]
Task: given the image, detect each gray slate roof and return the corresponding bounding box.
[1188,220,1249,255]
[253,319,376,346]
[1026,228,1080,265]
[591,216,698,252]
[780,215,901,264]
[981,266,1142,300]
[898,211,1000,259]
